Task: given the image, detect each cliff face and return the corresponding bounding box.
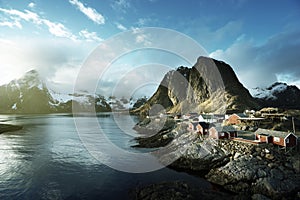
[135,56,259,116]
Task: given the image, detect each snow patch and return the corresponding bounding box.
[250,83,288,100]
[12,103,17,110]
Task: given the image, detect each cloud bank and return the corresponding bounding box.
[210,29,300,89]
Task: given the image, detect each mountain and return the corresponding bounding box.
[0,70,111,114]
[134,56,259,116]
[0,70,55,113]
[250,82,300,109]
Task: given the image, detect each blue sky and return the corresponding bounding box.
[0,0,299,97]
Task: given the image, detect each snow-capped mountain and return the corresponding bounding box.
[0,70,55,113]
[250,82,300,109]
[0,69,141,114]
[250,82,288,100]
[0,70,111,113]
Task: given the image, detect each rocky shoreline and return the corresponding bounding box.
[0,123,22,134]
[132,120,300,200]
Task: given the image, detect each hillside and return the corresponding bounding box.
[135,56,259,116]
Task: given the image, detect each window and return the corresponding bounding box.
[286,138,289,143]
[220,132,224,136]
[274,137,280,142]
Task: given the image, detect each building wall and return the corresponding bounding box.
[209,127,218,139]
[227,114,240,125]
[256,134,269,143]
[229,132,238,138]
[196,124,203,135]
[218,132,229,139]
[286,135,297,147]
[273,136,285,146]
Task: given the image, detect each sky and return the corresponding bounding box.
[0,0,299,98]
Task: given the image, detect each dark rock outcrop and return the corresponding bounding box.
[130,181,241,200]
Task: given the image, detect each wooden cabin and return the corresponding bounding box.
[188,122,199,132]
[188,122,210,136]
[255,128,298,147]
[255,133,272,143]
[198,122,210,136]
[208,125,237,139]
[226,113,247,125]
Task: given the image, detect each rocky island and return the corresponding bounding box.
[132,117,300,200]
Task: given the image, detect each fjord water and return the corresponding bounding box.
[0,114,210,199]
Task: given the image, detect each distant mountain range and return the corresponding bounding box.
[1,57,299,114]
[0,70,133,114]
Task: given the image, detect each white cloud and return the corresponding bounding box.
[116,23,127,31]
[0,8,42,24]
[42,20,76,40]
[0,8,76,40]
[0,19,22,29]
[111,0,130,13]
[137,18,152,26]
[210,30,300,89]
[28,2,36,8]
[69,0,105,25]
[79,29,102,42]
[0,37,97,93]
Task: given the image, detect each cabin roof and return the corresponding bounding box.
[212,125,236,132]
[255,128,297,139]
[234,113,248,118]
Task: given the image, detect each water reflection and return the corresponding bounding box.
[0,114,211,199]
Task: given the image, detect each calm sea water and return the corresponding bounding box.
[0,114,211,200]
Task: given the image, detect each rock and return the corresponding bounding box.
[257,168,267,178]
[264,148,270,153]
[251,194,271,200]
[265,154,274,160]
[130,181,236,200]
[255,147,262,152]
[256,156,262,161]
[292,160,300,173]
[270,168,284,180]
[234,152,242,160]
[267,163,276,168]
[241,126,247,131]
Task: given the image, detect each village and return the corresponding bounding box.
[151,107,300,152]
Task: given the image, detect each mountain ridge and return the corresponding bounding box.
[0,70,112,114]
[134,57,300,116]
[251,82,300,109]
[1,61,299,114]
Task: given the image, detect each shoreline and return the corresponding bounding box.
[0,123,22,134]
[132,120,300,199]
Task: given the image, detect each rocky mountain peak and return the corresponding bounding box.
[134,56,259,116]
[253,82,300,109]
[8,69,45,91]
[267,82,287,90]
